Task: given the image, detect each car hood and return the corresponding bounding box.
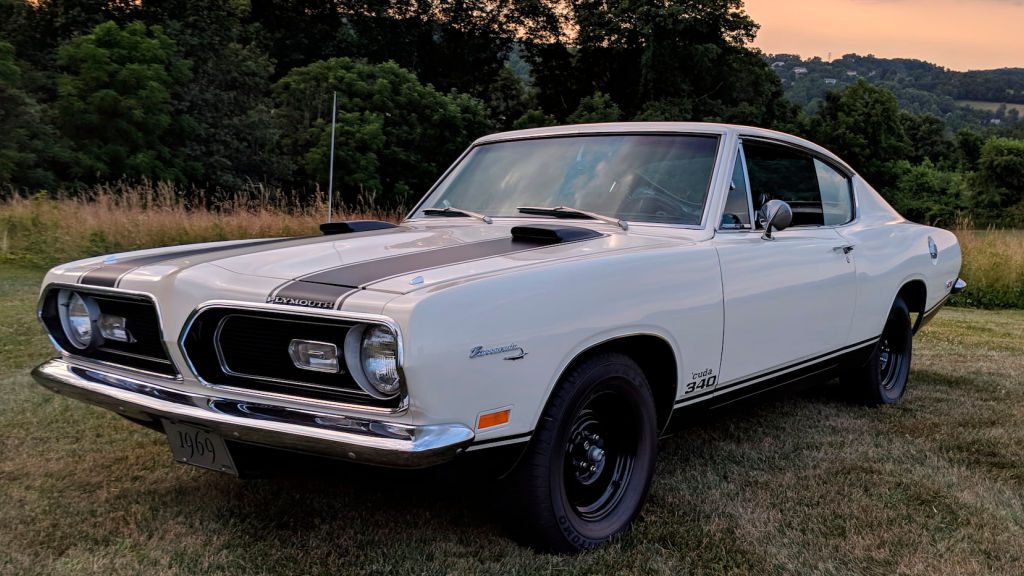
[62,221,677,310]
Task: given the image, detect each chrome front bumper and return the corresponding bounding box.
[32,359,474,468]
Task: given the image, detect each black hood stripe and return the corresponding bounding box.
[302,237,528,287]
[78,226,407,288]
[270,235,592,309]
[79,237,313,287]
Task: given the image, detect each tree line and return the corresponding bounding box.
[0,0,1022,226]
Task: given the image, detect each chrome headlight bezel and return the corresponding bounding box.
[344,323,403,399]
[57,289,101,350]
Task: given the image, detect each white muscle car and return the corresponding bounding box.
[33,123,964,552]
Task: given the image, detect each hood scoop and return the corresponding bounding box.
[320,220,398,235]
[511,224,604,245]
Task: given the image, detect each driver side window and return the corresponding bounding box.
[742,139,854,228]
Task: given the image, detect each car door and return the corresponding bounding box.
[714,138,858,392]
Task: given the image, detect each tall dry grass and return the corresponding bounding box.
[0,183,400,267]
[952,229,1024,308]
[1,185,1021,308]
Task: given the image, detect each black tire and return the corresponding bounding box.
[508,352,657,553]
[842,297,913,405]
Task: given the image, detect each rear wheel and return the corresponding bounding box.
[509,353,657,552]
[843,297,913,404]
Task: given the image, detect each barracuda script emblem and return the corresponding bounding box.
[266,295,334,309]
[470,343,527,361]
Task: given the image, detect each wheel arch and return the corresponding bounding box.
[542,334,679,434]
[896,278,927,333]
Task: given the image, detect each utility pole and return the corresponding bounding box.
[327,90,337,223]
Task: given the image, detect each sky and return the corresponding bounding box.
[743,0,1024,71]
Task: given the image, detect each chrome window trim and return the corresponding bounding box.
[715,143,757,233]
[178,300,408,415]
[741,144,756,228]
[36,282,181,381]
[405,131,726,231]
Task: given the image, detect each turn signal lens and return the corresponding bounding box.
[478,409,510,430]
[288,339,340,373]
[98,314,132,342]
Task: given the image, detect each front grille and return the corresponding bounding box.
[39,288,177,377]
[182,308,399,408]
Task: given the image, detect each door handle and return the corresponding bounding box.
[833,245,855,254]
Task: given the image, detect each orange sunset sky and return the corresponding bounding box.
[743,0,1024,71]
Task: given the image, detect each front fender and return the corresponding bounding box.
[383,244,724,442]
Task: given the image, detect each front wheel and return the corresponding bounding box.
[843,297,913,404]
[508,353,657,553]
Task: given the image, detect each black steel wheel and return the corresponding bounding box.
[508,352,657,553]
[842,297,913,405]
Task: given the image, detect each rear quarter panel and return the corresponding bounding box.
[838,181,962,341]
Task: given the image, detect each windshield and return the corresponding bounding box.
[412,134,720,226]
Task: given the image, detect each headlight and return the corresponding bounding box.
[58,290,99,349]
[345,324,402,398]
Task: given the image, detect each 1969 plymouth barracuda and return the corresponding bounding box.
[33,122,964,552]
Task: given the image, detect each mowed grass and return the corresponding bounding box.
[1,263,1023,574]
[955,100,1024,115]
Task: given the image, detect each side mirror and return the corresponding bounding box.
[758,199,793,240]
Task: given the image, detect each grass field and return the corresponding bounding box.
[1,263,1023,575]
[955,100,1024,115]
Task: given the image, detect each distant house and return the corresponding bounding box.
[989,118,1003,125]
[771,61,786,69]
[793,67,808,77]
[824,78,837,85]
[846,71,858,77]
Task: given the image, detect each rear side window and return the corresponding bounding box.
[742,140,854,227]
[814,158,854,226]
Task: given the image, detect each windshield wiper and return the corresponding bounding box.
[422,206,492,224]
[517,206,628,231]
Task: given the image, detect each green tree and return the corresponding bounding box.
[955,129,985,171]
[567,91,622,124]
[811,79,909,189]
[0,39,62,189]
[485,65,531,130]
[521,0,792,127]
[890,160,964,226]
[56,21,193,183]
[900,112,953,166]
[139,0,283,191]
[512,108,557,129]
[273,58,491,207]
[974,137,1024,212]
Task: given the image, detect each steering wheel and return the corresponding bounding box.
[618,171,703,221]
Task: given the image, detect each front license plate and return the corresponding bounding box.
[163,420,237,475]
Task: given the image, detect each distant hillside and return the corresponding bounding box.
[768,54,1024,128]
